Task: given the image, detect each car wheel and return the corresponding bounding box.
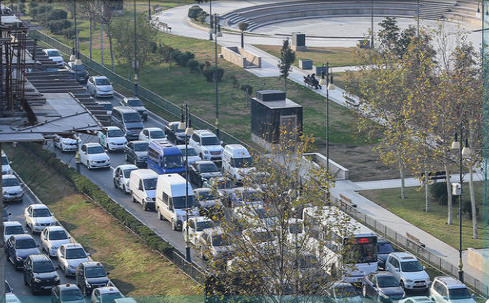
[157,209,163,220]
[123,184,128,194]
[400,280,405,289]
[86,161,91,170]
[113,179,118,188]
[24,273,28,286]
[132,194,137,203]
[142,201,147,211]
[362,285,367,298]
[171,220,177,231]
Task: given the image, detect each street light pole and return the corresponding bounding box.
[371,0,374,49]
[213,14,222,139]
[209,0,213,41]
[134,0,139,97]
[74,0,79,58]
[148,0,151,20]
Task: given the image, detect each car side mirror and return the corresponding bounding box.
[8,212,11,216]
[394,268,399,272]
[56,265,60,270]
[106,272,110,275]
[86,253,91,257]
[220,141,223,145]
[9,161,12,165]
[36,244,40,247]
[60,254,65,258]
[423,266,426,270]
[442,296,447,300]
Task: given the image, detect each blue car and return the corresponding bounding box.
[5,234,40,270]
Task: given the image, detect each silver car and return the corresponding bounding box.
[57,243,90,277]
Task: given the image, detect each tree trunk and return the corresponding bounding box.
[399,154,406,199]
[469,163,478,239]
[89,18,93,60]
[284,77,287,94]
[445,163,453,225]
[107,24,115,72]
[101,23,104,66]
[425,167,430,212]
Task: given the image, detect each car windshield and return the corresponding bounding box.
[232,157,253,168]
[47,50,60,56]
[33,260,55,273]
[150,130,165,139]
[378,242,394,254]
[101,103,113,111]
[196,191,215,201]
[85,266,106,278]
[215,179,235,189]
[134,142,149,151]
[449,288,472,300]
[172,196,196,209]
[123,168,137,178]
[61,288,84,301]
[65,248,87,259]
[334,285,358,298]
[127,99,143,106]
[33,208,51,217]
[87,146,105,154]
[212,234,228,246]
[72,64,86,72]
[255,208,273,219]
[5,226,23,235]
[102,293,123,303]
[195,221,216,231]
[400,260,423,272]
[15,238,36,249]
[2,156,8,165]
[3,178,19,187]
[49,230,68,240]
[123,112,141,123]
[377,275,400,288]
[163,155,183,169]
[289,223,303,234]
[199,163,218,173]
[108,129,124,137]
[184,147,198,157]
[295,255,319,269]
[143,178,157,190]
[95,78,110,86]
[201,136,220,146]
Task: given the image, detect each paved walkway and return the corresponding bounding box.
[154,2,487,285]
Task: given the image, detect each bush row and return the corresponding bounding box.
[29,3,74,40]
[20,142,175,255]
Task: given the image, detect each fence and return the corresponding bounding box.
[331,195,489,297]
[29,29,489,297]
[29,30,252,152]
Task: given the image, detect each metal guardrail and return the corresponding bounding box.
[29,29,489,297]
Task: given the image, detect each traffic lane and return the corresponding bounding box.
[44,138,204,267]
[4,190,73,302]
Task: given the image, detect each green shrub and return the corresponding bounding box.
[462,200,478,219]
[47,19,72,35]
[62,27,76,40]
[187,59,199,72]
[430,182,448,205]
[203,66,224,82]
[45,9,68,21]
[188,5,203,19]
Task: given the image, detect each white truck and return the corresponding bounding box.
[129,169,158,211]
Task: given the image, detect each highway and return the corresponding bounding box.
[43,93,205,267]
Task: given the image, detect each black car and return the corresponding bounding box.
[124,141,149,167]
[378,238,395,270]
[76,262,110,295]
[23,254,60,294]
[5,234,41,269]
[164,121,188,144]
[52,283,85,303]
[65,61,89,84]
[362,272,405,303]
[189,161,223,188]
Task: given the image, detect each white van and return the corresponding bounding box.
[155,174,199,231]
[222,144,254,183]
[129,169,158,211]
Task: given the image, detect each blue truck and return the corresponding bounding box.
[147,141,185,175]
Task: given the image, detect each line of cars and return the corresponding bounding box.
[2,166,134,303]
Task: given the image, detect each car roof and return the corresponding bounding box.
[105,126,121,131]
[4,221,22,227]
[144,127,163,131]
[202,227,223,235]
[12,234,34,240]
[96,286,121,294]
[194,129,217,137]
[190,216,212,223]
[2,174,17,180]
[124,96,140,100]
[92,76,108,80]
[58,283,81,291]
[30,204,49,210]
[332,281,355,288]
[29,254,51,262]
[435,276,467,288]
[62,243,83,249]
[373,271,396,278]
[195,160,215,166]
[44,226,66,232]
[113,106,138,113]
[84,142,103,147]
[43,49,58,52]
[390,252,416,260]
[82,261,104,268]
[116,164,138,171]
[407,296,433,302]
[194,188,212,193]
[130,169,158,178]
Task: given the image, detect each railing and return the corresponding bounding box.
[332,195,489,297]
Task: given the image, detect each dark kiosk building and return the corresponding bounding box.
[251,90,303,149]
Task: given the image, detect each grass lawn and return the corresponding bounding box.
[359,182,487,250]
[5,144,201,301]
[253,45,367,68]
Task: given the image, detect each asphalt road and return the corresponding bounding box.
[42,93,204,267]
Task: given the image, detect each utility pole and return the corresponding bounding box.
[148,0,151,20]
[371,0,374,48]
[101,23,104,66]
[74,0,79,58]
[134,0,139,97]
[0,143,5,303]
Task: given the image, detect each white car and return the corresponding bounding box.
[87,76,114,98]
[138,127,168,143]
[4,221,24,243]
[189,129,223,163]
[182,216,217,246]
[97,126,127,151]
[233,204,276,228]
[91,286,124,303]
[113,164,138,194]
[2,174,24,203]
[24,204,56,233]
[53,134,79,152]
[41,226,72,257]
[176,145,201,166]
[57,243,90,277]
[2,152,12,175]
[43,48,65,66]
[386,252,431,290]
[6,293,21,303]
[79,143,111,169]
[430,277,475,303]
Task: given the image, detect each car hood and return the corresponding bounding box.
[381,287,405,297]
[96,85,113,91]
[107,137,127,144]
[200,172,223,179]
[16,247,41,258]
[34,271,59,280]
[61,138,78,145]
[236,167,255,175]
[49,239,71,248]
[201,145,223,152]
[86,276,109,285]
[4,185,22,194]
[133,106,147,112]
[125,122,144,130]
[32,217,56,224]
[66,257,90,267]
[146,189,156,199]
[402,270,429,281]
[88,154,110,161]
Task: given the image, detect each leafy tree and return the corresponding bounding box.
[277,39,295,94]
[238,22,249,48]
[97,0,118,71]
[187,59,199,73]
[241,84,253,107]
[78,0,99,60]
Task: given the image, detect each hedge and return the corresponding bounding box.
[20,143,174,255]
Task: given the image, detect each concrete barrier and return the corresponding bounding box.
[302,152,349,180]
[221,46,261,69]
